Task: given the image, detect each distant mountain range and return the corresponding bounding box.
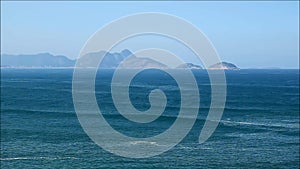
[1,50,239,70]
[1,53,75,68]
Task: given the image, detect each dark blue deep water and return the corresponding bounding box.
[1,69,299,168]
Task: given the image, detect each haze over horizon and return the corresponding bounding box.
[1,1,299,69]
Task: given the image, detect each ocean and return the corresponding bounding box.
[1,69,299,168]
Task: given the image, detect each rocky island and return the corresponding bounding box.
[176,63,203,69]
[208,62,240,70]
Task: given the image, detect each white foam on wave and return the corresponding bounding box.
[222,120,300,129]
[130,140,160,146]
[178,145,212,150]
[0,156,78,161]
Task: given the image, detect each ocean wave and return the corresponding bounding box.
[0,156,78,161]
[221,120,299,129]
[1,108,75,115]
[226,84,299,88]
[178,145,212,150]
[130,141,161,146]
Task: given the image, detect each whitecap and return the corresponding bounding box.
[0,156,78,161]
[130,140,160,146]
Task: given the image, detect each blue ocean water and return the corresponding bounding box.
[1,69,299,168]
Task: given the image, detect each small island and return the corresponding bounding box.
[176,63,203,69]
[208,62,240,70]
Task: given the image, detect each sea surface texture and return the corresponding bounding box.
[1,69,299,168]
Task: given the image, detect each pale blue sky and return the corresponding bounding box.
[1,1,299,68]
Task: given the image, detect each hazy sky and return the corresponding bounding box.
[1,1,299,68]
